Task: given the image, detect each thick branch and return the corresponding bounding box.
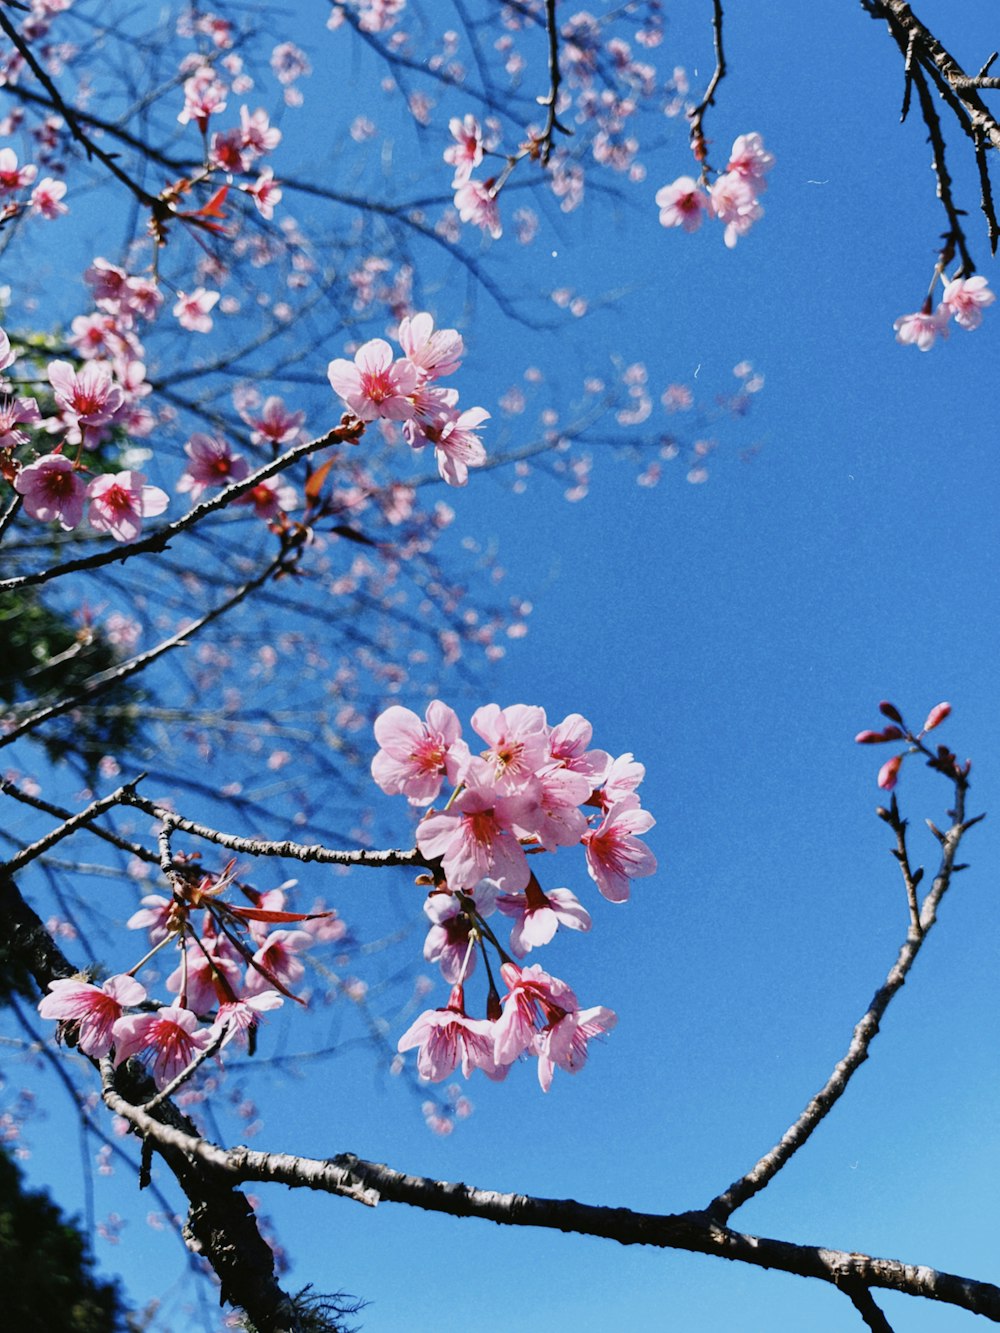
[95,1089,1000,1323]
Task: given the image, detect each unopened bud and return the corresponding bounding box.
[855,726,903,744]
[877,753,903,791]
[879,701,904,724]
[922,701,951,732]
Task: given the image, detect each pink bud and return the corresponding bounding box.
[855,727,903,744]
[922,702,951,733]
[878,701,903,724]
[877,754,903,791]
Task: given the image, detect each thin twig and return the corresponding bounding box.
[2,780,143,874]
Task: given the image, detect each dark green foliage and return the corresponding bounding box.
[0,1147,128,1331]
[0,588,141,774]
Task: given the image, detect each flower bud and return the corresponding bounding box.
[855,726,903,744]
[877,754,903,791]
[878,701,903,724]
[922,702,951,733]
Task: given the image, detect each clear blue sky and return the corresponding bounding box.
[5,3,1000,1330]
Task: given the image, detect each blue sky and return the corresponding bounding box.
[4,2,1000,1330]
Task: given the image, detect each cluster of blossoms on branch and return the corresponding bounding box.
[855,699,958,791]
[328,312,489,486]
[371,700,657,1088]
[893,275,994,351]
[655,132,774,248]
[1,327,169,543]
[36,859,346,1091]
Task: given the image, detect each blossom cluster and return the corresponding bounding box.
[371,701,657,1088]
[893,276,995,351]
[328,312,489,486]
[36,864,345,1091]
[1,328,169,543]
[655,132,774,248]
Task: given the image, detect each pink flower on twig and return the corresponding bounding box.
[112,1004,213,1089]
[38,974,146,1058]
[397,983,505,1081]
[327,339,418,421]
[14,454,86,529]
[87,471,169,543]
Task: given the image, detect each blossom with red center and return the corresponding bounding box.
[246,395,305,448]
[38,974,147,1058]
[941,276,995,330]
[214,991,284,1047]
[112,1004,213,1089]
[708,170,763,248]
[14,454,87,529]
[29,177,68,218]
[492,961,578,1064]
[371,700,467,805]
[416,760,533,892]
[496,878,592,957]
[397,983,505,1081]
[655,176,708,232]
[893,305,950,351]
[725,133,775,190]
[242,167,282,220]
[444,114,484,187]
[177,68,228,132]
[0,147,37,196]
[245,927,313,996]
[327,338,418,421]
[47,359,124,425]
[87,471,169,543]
[507,766,592,851]
[232,474,298,519]
[533,1003,617,1092]
[173,288,220,333]
[177,433,250,501]
[471,702,550,792]
[166,936,244,1013]
[454,178,502,239]
[582,797,657,902]
[548,712,611,784]
[422,880,496,983]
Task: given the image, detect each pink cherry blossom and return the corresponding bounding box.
[14,455,87,529]
[877,753,903,791]
[173,287,220,333]
[941,276,995,330]
[29,176,68,218]
[0,326,14,372]
[533,1002,617,1091]
[166,937,244,1012]
[454,178,502,239]
[214,991,284,1047]
[397,984,505,1081]
[492,961,576,1064]
[371,700,466,805]
[126,894,174,943]
[444,114,484,186]
[38,974,147,1058]
[583,798,657,902]
[245,395,305,448]
[471,703,550,791]
[432,406,490,486]
[0,391,42,448]
[177,433,250,500]
[893,305,949,351]
[497,879,592,956]
[112,1003,213,1089]
[87,471,169,543]
[47,359,124,426]
[242,167,282,219]
[0,147,37,196]
[327,339,418,421]
[602,752,646,806]
[232,475,298,519]
[726,133,775,190]
[178,68,228,132]
[708,171,763,247]
[239,105,281,155]
[423,891,478,983]
[507,766,591,851]
[396,312,464,380]
[245,928,313,995]
[416,760,531,892]
[548,713,611,784]
[655,176,708,232]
